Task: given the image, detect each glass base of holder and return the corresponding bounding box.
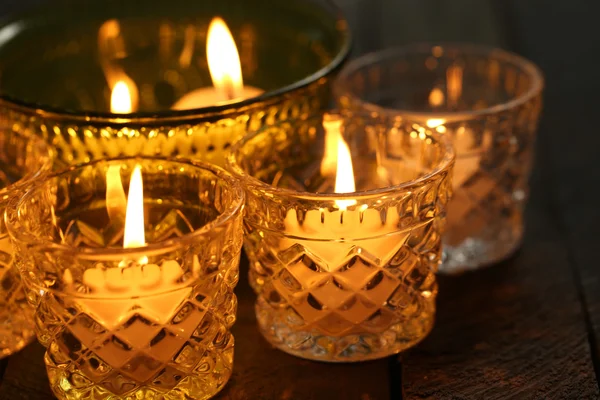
[45,350,232,400]
[0,314,34,359]
[0,265,36,359]
[440,223,523,274]
[255,297,435,363]
[0,313,35,359]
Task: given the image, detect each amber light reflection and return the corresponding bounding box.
[110,81,134,114]
[100,19,139,113]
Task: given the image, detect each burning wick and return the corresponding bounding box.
[111,81,133,114]
[105,164,148,265]
[322,116,357,210]
[333,134,357,210]
[171,16,264,110]
[99,19,139,113]
[123,165,146,249]
[206,17,243,101]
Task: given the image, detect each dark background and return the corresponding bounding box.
[340,1,600,398]
[0,0,599,399]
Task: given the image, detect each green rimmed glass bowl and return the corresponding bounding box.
[0,0,351,167]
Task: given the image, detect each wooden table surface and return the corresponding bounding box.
[1,0,600,399]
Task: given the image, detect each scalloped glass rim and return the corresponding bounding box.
[0,0,351,120]
[0,129,52,198]
[226,112,455,202]
[334,42,544,120]
[6,156,245,260]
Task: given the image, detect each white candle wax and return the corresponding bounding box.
[282,207,402,271]
[66,259,193,330]
[62,258,201,369]
[171,86,264,110]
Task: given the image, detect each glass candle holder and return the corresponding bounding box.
[227,112,454,362]
[6,157,245,400]
[0,0,350,168]
[334,44,544,273]
[0,128,52,357]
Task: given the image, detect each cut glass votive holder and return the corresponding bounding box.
[0,0,350,168]
[227,112,454,362]
[6,157,245,400]
[334,44,544,273]
[0,128,52,357]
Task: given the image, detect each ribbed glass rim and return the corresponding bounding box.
[0,129,52,199]
[6,156,245,260]
[0,0,351,123]
[334,43,544,120]
[226,112,455,202]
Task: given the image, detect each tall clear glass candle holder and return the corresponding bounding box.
[6,157,245,400]
[227,112,454,362]
[0,128,52,357]
[334,44,544,273]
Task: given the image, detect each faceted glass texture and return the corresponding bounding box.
[7,158,244,400]
[0,128,51,358]
[227,113,454,361]
[0,0,350,168]
[335,44,544,273]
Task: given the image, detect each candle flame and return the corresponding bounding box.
[332,126,357,211]
[105,164,148,263]
[111,80,133,114]
[123,165,146,249]
[99,19,139,113]
[427,88,446,130]
[335,137,356,210]
[321,117,357,209]
[206,17,243,100]
[428,87,445,107]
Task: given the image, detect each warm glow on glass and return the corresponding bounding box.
[320,117,343,177]
[426,118,446,128]
[99,19,139,113]
[447,64,464,106]
[123,165,146,248]
[105,165,127,224]
[428,87,445,107]
[110,80,133,114]
[206,17,243,100]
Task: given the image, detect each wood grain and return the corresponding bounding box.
[401,196,600,399]
[535,100,600,387]
[399,2,600,398]
[505,0,600,386]
[0,343,52,400]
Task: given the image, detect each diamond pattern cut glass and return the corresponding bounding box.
[6,158,244,400]
[0,128,51,358]
[335,44,543,273]
[227,113,454,362]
